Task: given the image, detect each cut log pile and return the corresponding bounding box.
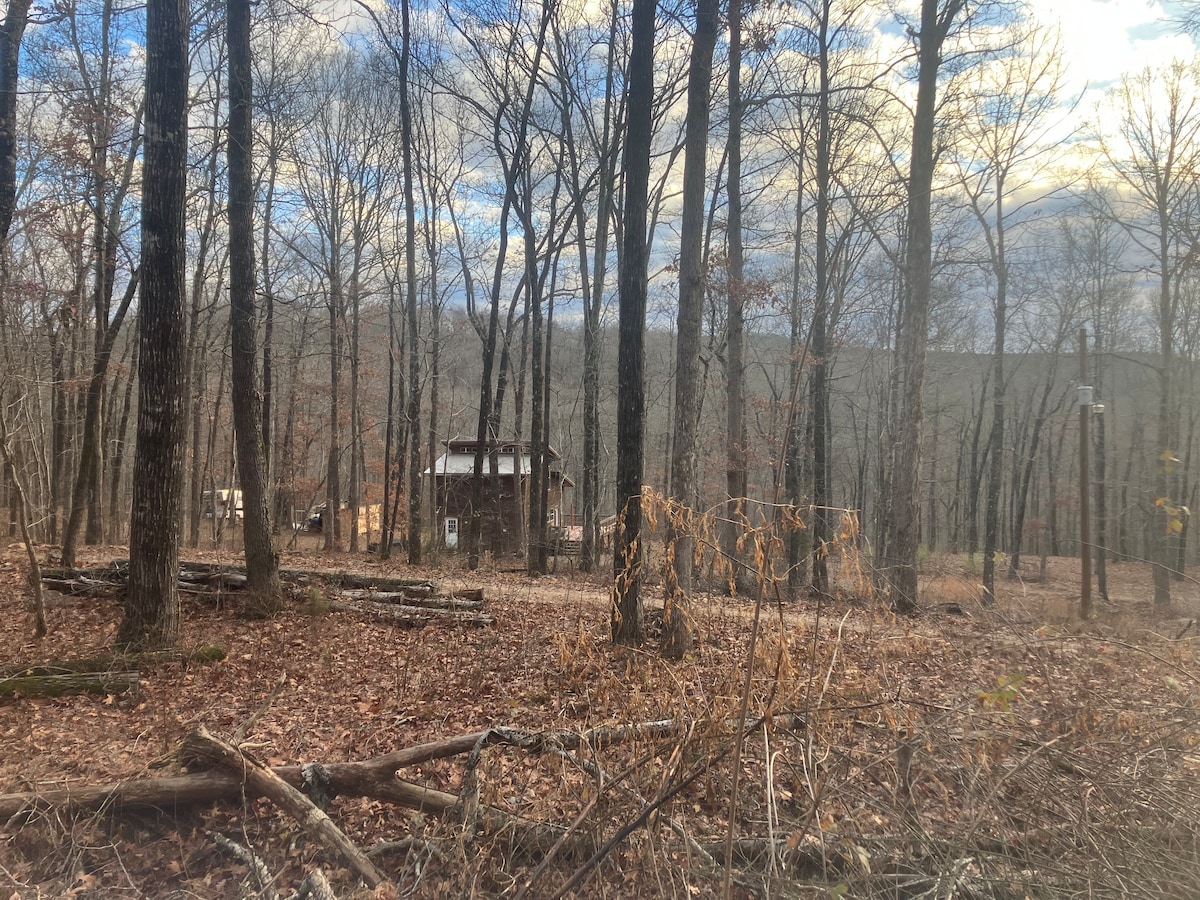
[10,562,491,699]
[38,561,494,628]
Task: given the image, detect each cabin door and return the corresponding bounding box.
[444,517,459,549]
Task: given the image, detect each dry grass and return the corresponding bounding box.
[0,537,1197,898]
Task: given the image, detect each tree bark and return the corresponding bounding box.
[227,0,280,604]
[401,0,422,566]
[663,0,717,659]
[0,0,31,243]
[809,0,833,596]
[885,0,965,614]
[722,0,749,597]
[579,2,619,574]
[119,0,188,650]
[612,0,656,646]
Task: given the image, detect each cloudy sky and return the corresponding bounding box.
[1037,0,1195,102]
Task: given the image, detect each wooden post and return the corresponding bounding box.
[1080,327,1092,621]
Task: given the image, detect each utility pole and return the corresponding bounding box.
[1079,327,1092,621]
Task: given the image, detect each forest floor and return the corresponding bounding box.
[0,542,1198,898]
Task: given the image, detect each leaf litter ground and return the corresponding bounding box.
[0,545,1197,898]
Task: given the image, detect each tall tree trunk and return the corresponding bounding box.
[579,0,618,574]
[325,270,343,552]
[259,122,282,532]
[227,0,279,602]
[526,179,546,575]
[785,152,808,596]
[424,194,442,561]
[982,194,1007,603]
[106,338,137,543]
[468,0,552,567]
[809,0,833,596]
[348,267,362,553]
[380,276,398,559]
[401,0,422,565]
[663,0,716,659]
[120,0,187,649]
[1094,333,1108,600]
[885,0,965,613]
[1153,220,1174,606]
[63,269,139,565]
[722,0,748,595]
[612,0,655,646]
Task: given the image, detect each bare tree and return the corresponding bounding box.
[441,0,554,567]
[227,0,279,602]
[398,0,422,564]
[663,0,717,659]
[120,0,188,649]
[1098,61,1200,607]
[883,0,966,614]
[1071,193,1136,598]
[291,51,397,552]
[948,21,1067,601]
[721,0,748,595]
[612,0,655,646]
[51,0,144,564]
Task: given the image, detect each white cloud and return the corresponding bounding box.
[1035,0,1193,100]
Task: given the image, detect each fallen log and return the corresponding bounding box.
[337,590,482,611]
[40,564,127,582]
[0,755,563,853]
[176,570,249,590]
[339,584,433,600]
[0,647,226,679]
[183,726,388,889]
[327,599,493,628]
[39,577,120,597]
[0,671,138,699]
[0,719,694,849]
[0,766,564,854]
[43,562,443,601]
[177,560,242,575]
[328,574,436,592]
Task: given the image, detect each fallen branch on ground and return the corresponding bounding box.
[337,590,482,611]
[0,671,138,699]
[39,577,120,598]
[210,830,277,897]
[0,718,705,851]
[0,647,225,680]
[183,726,388,889]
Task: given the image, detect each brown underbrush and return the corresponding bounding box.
[0,543,1197,898]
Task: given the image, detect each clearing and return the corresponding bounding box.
[0,546,1197,898]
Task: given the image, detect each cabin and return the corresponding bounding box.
[423,439,574,553]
